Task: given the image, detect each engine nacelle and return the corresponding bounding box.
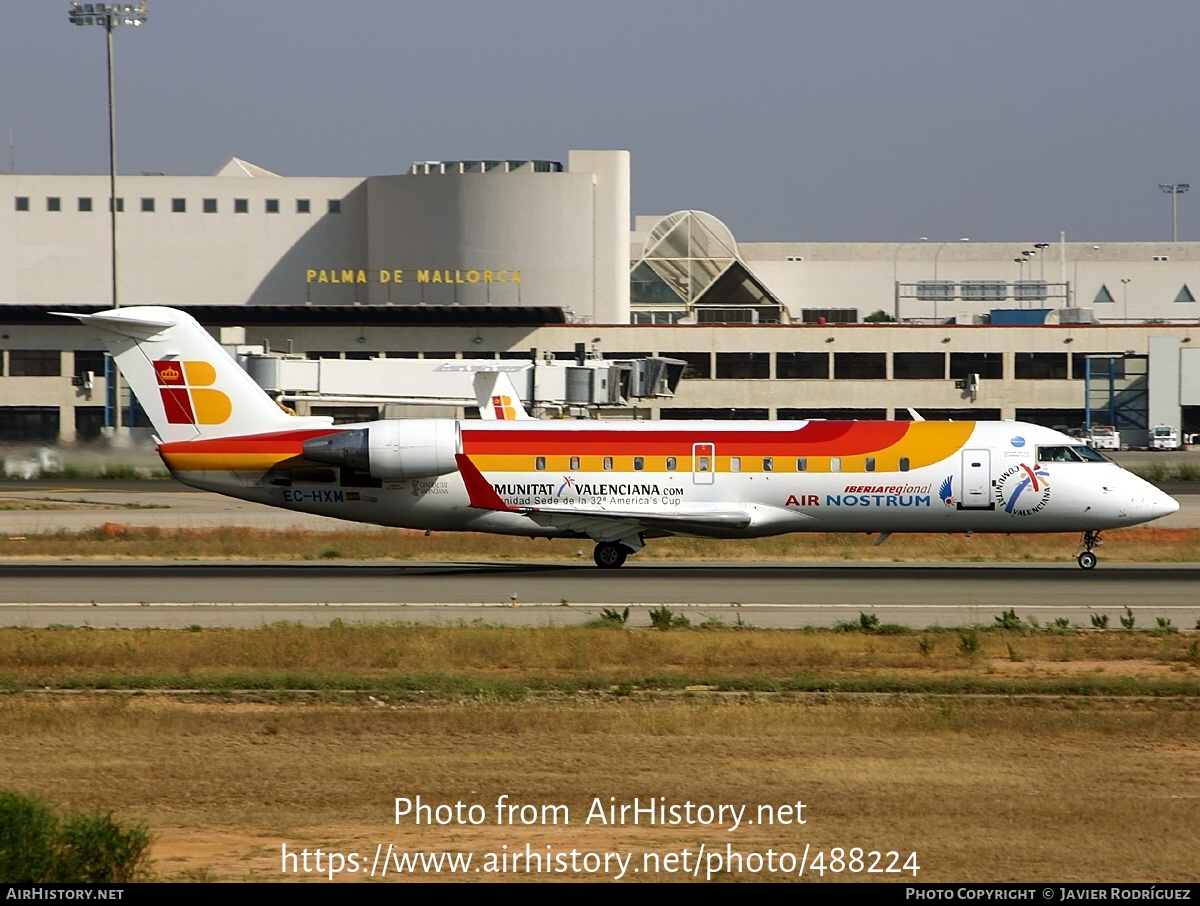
[302,419,460,480]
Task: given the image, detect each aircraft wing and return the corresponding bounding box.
[455,453,751,546]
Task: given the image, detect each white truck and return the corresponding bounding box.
[1148,424,1180,451]
[1087,424,1121,451]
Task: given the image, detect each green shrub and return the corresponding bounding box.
[597,607,629,626]
[994,608,1025,631]
[1090,613,1109,630]
[958,629,982,656]
[0,790,151,882]
[648,605,689,630]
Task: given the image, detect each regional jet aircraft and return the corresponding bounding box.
[64,307,1179,569]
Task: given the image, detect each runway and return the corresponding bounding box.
[1,478,1198,629]
[1,561,1196,630]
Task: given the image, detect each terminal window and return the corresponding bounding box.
[833,352,886,380]
[893,352,945,380]
[234,198,249,214]
[1015,353,1066,380]
[296,199,311,214]
[716,352,769,379]
[203,198,217,213]
[74,351,107,375]
[171,198,186,213]
[46,197,61,212]
[15,196,29,211]
[78,197,93,212]
[108,198,124,212]
[951,352,1003,379]
[141,198,155,212]
[9,350,62,377]
[327,199,342,214]
[670,352,712,379]
[265,199,280,214]
[776,351,829,379]
[0,407,59,442]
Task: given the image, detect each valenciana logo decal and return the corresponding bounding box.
[995,463,1051,515]
[153,360,231,425]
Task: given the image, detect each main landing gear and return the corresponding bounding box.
[593,541,631,569]
[1077,531,1102,570]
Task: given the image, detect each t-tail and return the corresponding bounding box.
[473,370,530,420]
[57,306,332,443]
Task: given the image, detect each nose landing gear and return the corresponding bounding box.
[1077,531,1102,570]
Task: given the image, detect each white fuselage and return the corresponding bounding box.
[166,419,1178,540]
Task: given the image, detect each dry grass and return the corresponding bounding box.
[0,695,1196,882]
[2,524,1199,562]
[3,624,1199,881]
[2,624,1197,695]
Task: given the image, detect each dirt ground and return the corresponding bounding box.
[1,692,1197,883]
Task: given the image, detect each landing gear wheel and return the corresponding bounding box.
[593,542,628,569]
[1078,530,1102,570]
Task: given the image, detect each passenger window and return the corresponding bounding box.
[666,456,677,471]
[633,456,644,471]
[899,457,910,472]
[569,456,580,471]
[830,457,841,472]
[762,457,773,472]
[603,456,614,471]
[796,457,808,472]
[535,456,546,471]
[730,457,741,472]
[698,456,711,472]
[865,457,876,472]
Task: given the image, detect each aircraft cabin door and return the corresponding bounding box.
[959,448,993,509]
[692,442,715,485]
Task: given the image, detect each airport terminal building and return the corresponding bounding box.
[2,149,1199,445]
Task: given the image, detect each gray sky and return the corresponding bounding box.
[3,1,1198,242]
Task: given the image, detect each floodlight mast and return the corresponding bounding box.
[67,3,148,434]
[1158,183,1189,242]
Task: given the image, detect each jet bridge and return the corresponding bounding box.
[240,350,686,419]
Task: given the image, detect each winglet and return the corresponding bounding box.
[455,453,515,511]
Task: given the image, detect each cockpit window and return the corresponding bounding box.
[1073,445,1108,462]
[1037,445,1107,463]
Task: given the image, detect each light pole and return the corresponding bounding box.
[1013,258,1027,306]
[1121,277,1131,323]
[68,2,148,434]
[1158,183,1189,241]
[892,237,928,321]
[931,238,969,324]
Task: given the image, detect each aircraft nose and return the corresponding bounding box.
[1130,485,1179,522]
[1150,489,1180,519]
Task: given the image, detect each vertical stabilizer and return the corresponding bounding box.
[474,370,530,420]
[58,306,332,443]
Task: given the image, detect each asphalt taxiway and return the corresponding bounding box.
[1,478,1197,630]
[0,561,1195,630]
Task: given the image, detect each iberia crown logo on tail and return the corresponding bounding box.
[154,360,232,425]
